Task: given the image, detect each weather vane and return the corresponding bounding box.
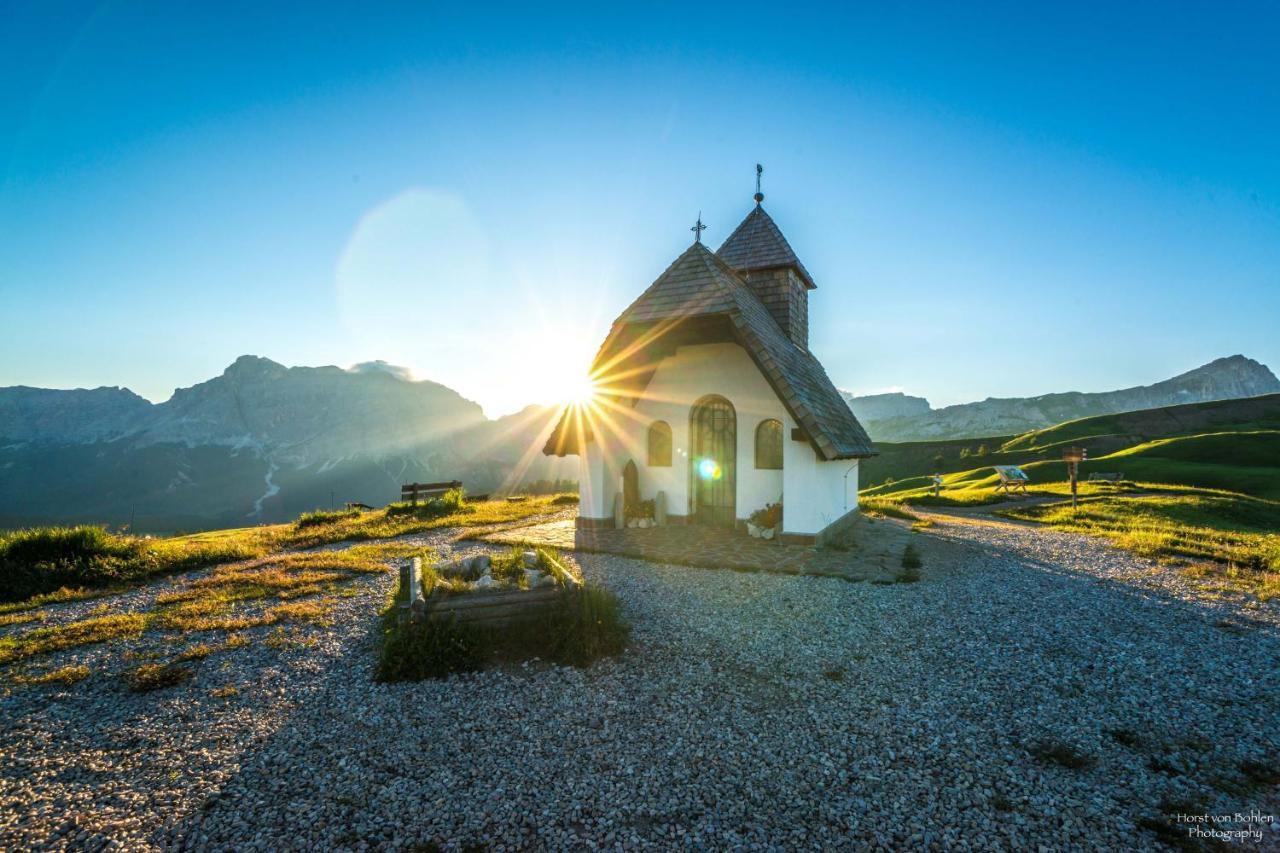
[691,212,707,243]
[754,163,764,204]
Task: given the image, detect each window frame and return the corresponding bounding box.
[647,420,673,467]
[754,418,784,470]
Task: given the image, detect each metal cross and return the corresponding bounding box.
[691,212,707,243]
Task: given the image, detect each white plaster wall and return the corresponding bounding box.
[577,440,608,519]
[785,457,859,535]
[575,340,860,534]
[631,343,787,522]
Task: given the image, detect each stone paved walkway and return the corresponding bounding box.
[472,515,934,582]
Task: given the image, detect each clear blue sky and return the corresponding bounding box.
[2,2,1278,417]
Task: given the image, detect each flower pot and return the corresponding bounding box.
[761,526,776,540]
[747,523,760,538]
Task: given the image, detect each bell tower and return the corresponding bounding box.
[715,168,816,349]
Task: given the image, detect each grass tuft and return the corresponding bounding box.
[0,613,148,664]
[295,508,362,529]
[124,662,192,692]
[11,664,91,686]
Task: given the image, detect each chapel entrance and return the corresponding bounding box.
[689,395,736,526]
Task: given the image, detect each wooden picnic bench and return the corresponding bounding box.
[400,480,462,506]
[1087,472,1124,484]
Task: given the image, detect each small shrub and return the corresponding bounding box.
[550,493,579,505]
[295,508,361,529]
[125,662,193,692]
[1028,739,1096,770]
[384,488,468,519]
[822,668,845,682]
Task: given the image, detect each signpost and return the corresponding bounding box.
[1062,446,1087,510]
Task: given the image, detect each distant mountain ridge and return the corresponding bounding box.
[3,353,1275,531]
[843,355,1280,442]
[0,356,572,530]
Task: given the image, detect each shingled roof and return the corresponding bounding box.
[716,204,816,289]
[543,240,874,460]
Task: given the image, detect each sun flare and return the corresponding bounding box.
[563,373,599,407]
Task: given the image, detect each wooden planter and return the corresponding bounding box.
[408,552,582,628]
[420,586,574,628]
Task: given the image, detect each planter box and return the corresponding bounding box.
[421,586,574,628]
[417,553,581,628]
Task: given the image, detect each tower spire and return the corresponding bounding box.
[754,163,764,205]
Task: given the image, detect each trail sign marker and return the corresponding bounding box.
[1063,446,1087,509]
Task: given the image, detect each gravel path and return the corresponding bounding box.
[2,522,1278,851]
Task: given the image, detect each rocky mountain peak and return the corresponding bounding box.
[221,355,289,382]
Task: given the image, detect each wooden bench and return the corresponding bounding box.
[400,480,462,506]
[1088,472,1124,484]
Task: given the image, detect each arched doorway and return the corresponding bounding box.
[689,395,736,526]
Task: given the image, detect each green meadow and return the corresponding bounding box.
[860,395,1280,576]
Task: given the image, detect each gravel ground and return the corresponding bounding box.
[2,520,1278,851]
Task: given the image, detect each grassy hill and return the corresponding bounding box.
[860,395,1280,580]
[862,393,1280,501]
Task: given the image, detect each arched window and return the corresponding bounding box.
[755,419,783,470]
[647,420,672,467]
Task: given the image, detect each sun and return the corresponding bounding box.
[562,373,599,407]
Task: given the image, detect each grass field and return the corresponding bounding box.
[860,396,1280,590]
[0,540,437,685]
[0,494,573,609]
[999,488,1280,598]
[863,394,1280,501]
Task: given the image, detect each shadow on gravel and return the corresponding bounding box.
[156,528,1280,850]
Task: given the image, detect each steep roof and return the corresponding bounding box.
[716,205,816,289]
[544,241,874,460]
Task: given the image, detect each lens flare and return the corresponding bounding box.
[696,458,721,480]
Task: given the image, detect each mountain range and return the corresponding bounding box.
[1,353,1275,531]
[0,356,573,531]
[842,355,1279,442]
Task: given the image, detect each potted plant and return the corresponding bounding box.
[748,501,783,539]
